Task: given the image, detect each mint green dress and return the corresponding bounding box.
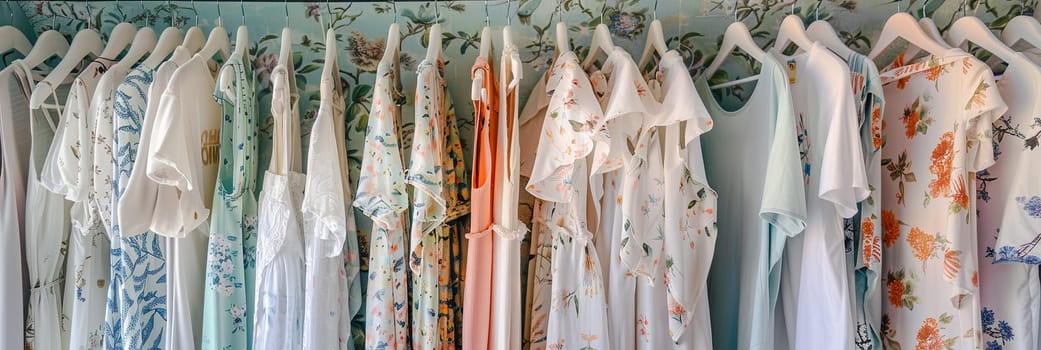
[201,52,258,350]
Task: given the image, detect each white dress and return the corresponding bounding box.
[253,59,306,350]
[41,65,108,350]
[976,52,1041,350]
[585,47,659,349]
[24,63,73,350]
[65,60,127,350]
[770,43,868,350]
[525,51,610,350]
[651,51,717,349]
[489,42,527,350]
[0,60,37,350]
[355,45,411,349]
[301,47,354,350]
[148,53,222,350]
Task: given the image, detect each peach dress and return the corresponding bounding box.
[462,55,498,350]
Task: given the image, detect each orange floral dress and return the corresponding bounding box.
[879,50,1006,350]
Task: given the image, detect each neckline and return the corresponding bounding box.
[696,56,774,116]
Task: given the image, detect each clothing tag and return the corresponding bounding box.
[787,60,797,84]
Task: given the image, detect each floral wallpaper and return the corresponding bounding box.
[6,0,1036,263]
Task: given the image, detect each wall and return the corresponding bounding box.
[12,0,1036,255]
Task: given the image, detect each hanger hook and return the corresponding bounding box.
[733,0,739,23]
[653,0,659,21]
[285,0,290,27]
[216,1,222,27]
[507,0,512,26]
[326,0,333,31]
[791,1,795,16]
[192,0,198,27]
[141,0,149,26]
[240,0,245,25]
[921,0,928,18]
[815,0,821,21]
[8,0,14,24]
[435,0,441,22]
[601,1,608,24]
[485,0,490,27]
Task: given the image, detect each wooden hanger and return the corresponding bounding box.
[773,14,815,53]
[703,21,766,89]
[807,20,856,58]
[197,18,230,62]
[867,12,951,61]
[638,18,668,70]
[1001,15,1041,50]
[947,15,1019,64]
[142,27,182,68]
[18,30,68,69]
[114,27,157,69]
[479,0,493,60]
[425,1,443,62]
[29,27,103,108]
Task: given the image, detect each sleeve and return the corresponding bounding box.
[300,106,348,258]
[818,61,870,218]
[963,61,1008,172]
[146,80,195,192]
[353,74,409,228]
[405,68,447,233]
[524,63,602,203]
[760,63,808,237]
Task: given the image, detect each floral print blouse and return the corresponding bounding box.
[526,51,610,350]
[879,50,1006,350]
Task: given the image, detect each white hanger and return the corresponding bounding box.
[321,28,337,79]
[142,27,182,68]
[0,26,32,57]
[638,18,668,69]
[703,21,766,87]
[946,15,1019,64]
[425,1,443,62]
[773,14,816,53]
[581,3,617,69]
[807,20,856,58]
[919,18,949,46]
[100,22,138,61]
[19,30,68,69]
[867,12,951,61]
[554,0,570,55]
[235,0,249,58]
[0,0,31,57]
[1001,15,1041,50]
[479,0,493,60]
[181,1,207,55]
[114,27,157,69]
[197,2,230,62]
[29,25,104,108]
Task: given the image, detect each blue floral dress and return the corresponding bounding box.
[201,51,258,350]
[105,63,167,350]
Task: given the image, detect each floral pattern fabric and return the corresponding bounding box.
[201,52,259,350]
[975,53,1041,350]
[526,51,610,350]
[842,52,886,350]
[407,58,470,350]
[104,64,169,350]
[355,52,411,350]
[652,51,717,346]
[879,51,1006,350]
